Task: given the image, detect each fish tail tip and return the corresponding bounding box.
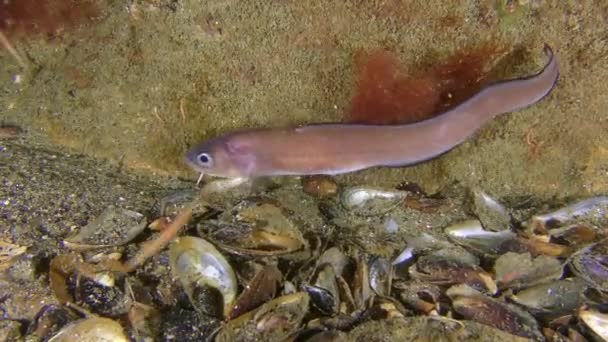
[542,44,554,57]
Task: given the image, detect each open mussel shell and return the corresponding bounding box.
[568,238,608,291]
[169,236,237,318]
[228,264,282,320]
[63,206,147,250]
[199,200,307,256]
[216,292,310,342]
[47,316,128,342]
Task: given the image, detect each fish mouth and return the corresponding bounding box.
[183,155,203,173]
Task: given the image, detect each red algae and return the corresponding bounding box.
[346,49,440,125]
[346,44,507,125]
[0,0,99,38]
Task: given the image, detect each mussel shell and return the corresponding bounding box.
[199,200,306,256]
[494,252,563,291]
[509,278,586,321]
[410,254,497,294]
[369,257,392,297]
[26,305,78,341]
[569,238,608,291]
[578,306,608,341]
[548,223,601,247]
[470,190,512,232]
[228,264,282,320]
[48,317,128,342]
[445,220,516,257]
[526,197,608,234]
[317,247,352,277]
[63,206,146,250]
[159,189,210,218]
[303,285,339,315]
[394,280,442,314]
[340,186,408,216]
[216,292,310,342]
[447,284,543,340]
[69,274,132,317]
[169,236,237,317]
[304,263,340,315]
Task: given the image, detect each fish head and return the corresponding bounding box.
[185,135,248,178]
[186,134,256,178]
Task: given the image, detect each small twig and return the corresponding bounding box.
[0,30,27,69]
[117,206,193,273]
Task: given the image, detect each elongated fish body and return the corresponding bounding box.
[186,46,559,178]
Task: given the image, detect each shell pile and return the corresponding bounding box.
[5,179,608,341]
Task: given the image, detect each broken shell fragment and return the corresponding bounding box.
[169,236,237,318]
[63,206,147,250]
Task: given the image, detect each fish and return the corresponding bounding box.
[185,45,559,179]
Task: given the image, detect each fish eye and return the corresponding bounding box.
[197,153,213,166]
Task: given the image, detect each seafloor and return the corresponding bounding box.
[0,0,607,341]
